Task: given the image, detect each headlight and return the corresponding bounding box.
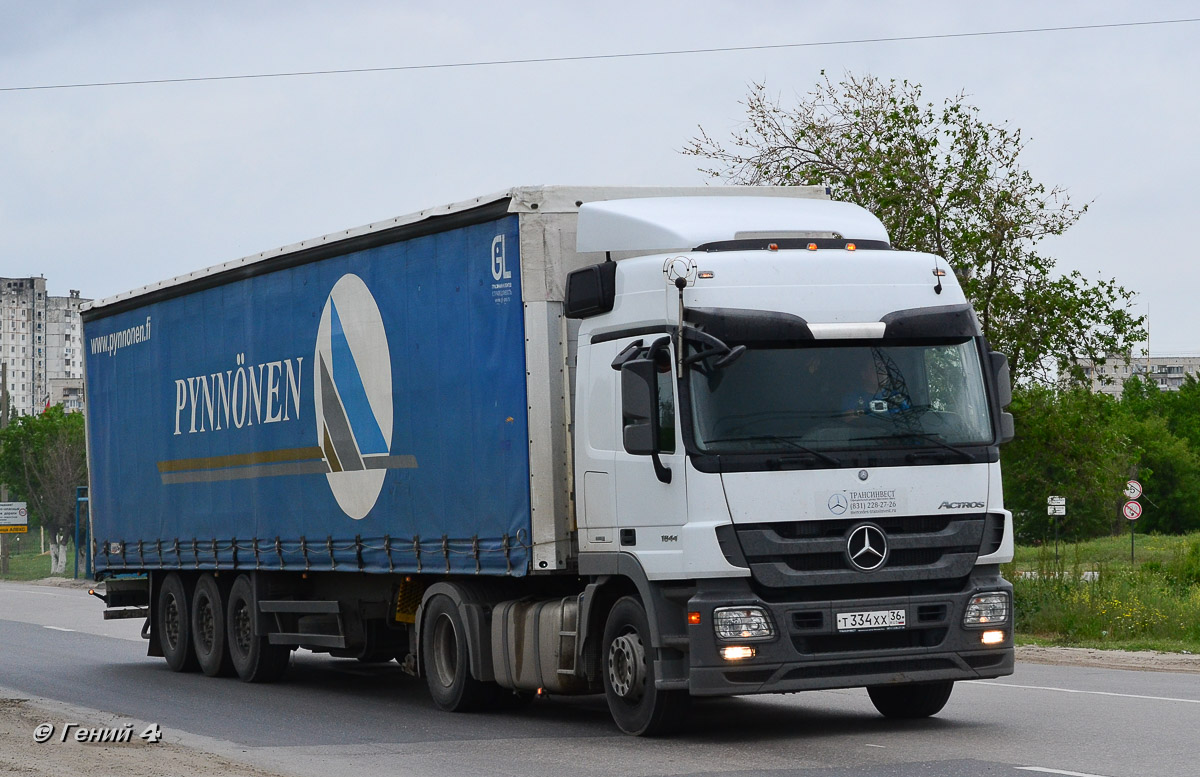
[964,592,1009,626]
[713,606,775,641]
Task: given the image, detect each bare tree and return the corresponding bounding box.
[684,73,1144,384]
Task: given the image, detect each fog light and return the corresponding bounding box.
[713,606,775,641]
[964,592,1009,626]
[720,646,756,661]
[981,630,1005,645]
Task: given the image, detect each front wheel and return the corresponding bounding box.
[867,680,954,718]
[601,596,689,736]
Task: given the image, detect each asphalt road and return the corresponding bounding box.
[2,580,1197,777]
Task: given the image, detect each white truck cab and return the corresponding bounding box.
[566,194,1014,716]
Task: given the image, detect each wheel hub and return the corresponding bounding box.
[164,597,180,649]
[607,632,645,700]
[232,601,253,654]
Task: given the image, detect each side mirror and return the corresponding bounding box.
[621,358,659,456]
[989,352,1012,409]
[620,357,672,483]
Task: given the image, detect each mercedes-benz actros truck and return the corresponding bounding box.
[85,186,1015,735]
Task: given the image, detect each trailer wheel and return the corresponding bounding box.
[867,680,954,719]
[226,575,290,683]
[601,596,689,736]
[191,574,234,677]
[157,573,199,672]
[421,595,488,712]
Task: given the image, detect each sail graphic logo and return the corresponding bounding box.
[314,274,402,519]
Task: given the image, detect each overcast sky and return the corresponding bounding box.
[3,1,1197,353]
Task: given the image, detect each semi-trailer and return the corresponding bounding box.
[84,185,1015,735]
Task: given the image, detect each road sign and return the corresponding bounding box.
[0,502,28,527]
[1124,480,1143,500]
[1123,500,1142,521]
[1047,505,1067,516]
[1047,495,1066,506]
[0,525,27,534]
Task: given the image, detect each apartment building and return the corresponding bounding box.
[0,277,90,415]
[1077,354,1200,397]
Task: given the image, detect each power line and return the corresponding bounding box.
[3,17,1198,93]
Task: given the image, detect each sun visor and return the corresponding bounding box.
[575,197,890,254]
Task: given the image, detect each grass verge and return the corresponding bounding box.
[1005,532,1200,653]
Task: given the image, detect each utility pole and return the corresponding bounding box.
[1,361,9,574]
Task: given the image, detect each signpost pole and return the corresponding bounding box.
[1123,481,1143,567]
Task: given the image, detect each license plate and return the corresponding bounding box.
[836,609,906,632]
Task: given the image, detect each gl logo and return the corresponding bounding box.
[491,235,511,281]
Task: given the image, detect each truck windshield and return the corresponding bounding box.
[688,339,994,453]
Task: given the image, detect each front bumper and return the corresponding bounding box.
[683,569,1013,696]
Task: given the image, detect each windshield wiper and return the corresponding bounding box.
[702,435,841,466]
[850,432,975,462]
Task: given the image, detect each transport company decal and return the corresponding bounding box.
[490,234,514,304]
[819,488,906,518]
[89,316,152,357]
[157,274,417,519]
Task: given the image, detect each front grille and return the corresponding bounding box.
[733,514,986,596]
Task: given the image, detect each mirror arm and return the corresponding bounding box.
[651,452,672,484]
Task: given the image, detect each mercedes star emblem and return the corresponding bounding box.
[827,493,849,515]
[858,469,869,481]
[846,523,888,571]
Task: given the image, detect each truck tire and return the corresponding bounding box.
[191,574,234,677]
[867,680,954,718]
[226,575,290,683]
[421,594,488,712]
[157,573,199,672]
[601,596,690,736]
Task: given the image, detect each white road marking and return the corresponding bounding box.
[1016,767,1114,777]
[863,744,886,749]
[969,680,1200,705]
[43,626,75,632]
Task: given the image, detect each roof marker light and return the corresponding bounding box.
[806,243,818,251]
[845,243,857,251]
[768,243,779,251]
[698,271,715,280]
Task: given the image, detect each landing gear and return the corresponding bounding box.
[601,596,689,736]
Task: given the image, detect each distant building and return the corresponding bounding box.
[0,277,90,415]
[1076,354,1200,397]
